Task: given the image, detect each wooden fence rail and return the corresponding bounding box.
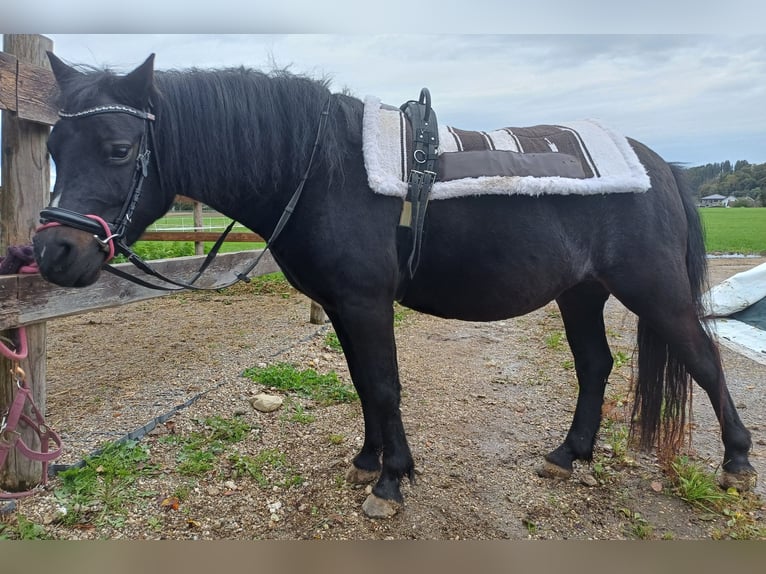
[0,34,323,493]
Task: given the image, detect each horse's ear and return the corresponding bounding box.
[120,54,156,106]
[47,51,83,85]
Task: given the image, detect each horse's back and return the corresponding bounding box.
[399,141,692,321]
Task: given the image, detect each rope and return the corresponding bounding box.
[0,244,63,503]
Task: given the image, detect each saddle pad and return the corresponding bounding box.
[362,95,651,200]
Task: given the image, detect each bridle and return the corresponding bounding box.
[40,104,158,258]
[37,95,333,291]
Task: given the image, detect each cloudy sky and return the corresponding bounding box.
[3,3,766,168]
[37,33,766,167]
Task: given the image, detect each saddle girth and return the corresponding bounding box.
[396,88,439,300]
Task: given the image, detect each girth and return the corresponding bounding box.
[396,88,439,301]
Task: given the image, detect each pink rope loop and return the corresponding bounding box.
[86,214,117,262]
[0,325,27,361]
[34,221,61,233]
[35,214,116,263]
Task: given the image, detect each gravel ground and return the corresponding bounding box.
[3,257,765,539]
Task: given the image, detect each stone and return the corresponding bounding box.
[250,393,283,413]
[362,493,400,519]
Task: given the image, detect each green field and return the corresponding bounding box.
[699,208,766,255]
[146,213,264,255]
[130,208,766,260]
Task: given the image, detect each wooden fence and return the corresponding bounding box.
[0,34,320,492]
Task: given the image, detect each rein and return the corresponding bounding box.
[39,94,334,291]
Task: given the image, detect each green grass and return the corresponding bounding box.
[669,455,766,539]
[699,207,766,254]
[243,363,358,405]
[161,416,254,476]
[228,449,303,488]
[54,439,158,527]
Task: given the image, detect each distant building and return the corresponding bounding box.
[700,194,737,207]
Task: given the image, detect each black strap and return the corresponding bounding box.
[396,88,439,300]
[101,94,334,292]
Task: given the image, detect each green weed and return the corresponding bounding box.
[613,351,631,369]
[282,401,316,424]
[54,439,157,526]
[0,514,49,540]
[670,455,766,539]
[328,434,345,445]
[670,456,735,512]
[324,331,343,352]
[228,449,303,488]
[620,508,654,539]
[243,363,357,405]
[545,331,565,350]
[168,416,254,476]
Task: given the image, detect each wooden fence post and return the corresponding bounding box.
[0,34,52,492]
[193,200,204,256]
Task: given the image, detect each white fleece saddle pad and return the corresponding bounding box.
[362,95,651,200]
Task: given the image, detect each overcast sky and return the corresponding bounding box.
[3,3,766,168]
[37,33,765,167]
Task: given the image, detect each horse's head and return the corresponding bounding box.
[33,53,170,287]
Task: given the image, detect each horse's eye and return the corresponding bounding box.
[110,144,132,160]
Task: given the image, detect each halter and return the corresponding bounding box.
[37,95,334,291]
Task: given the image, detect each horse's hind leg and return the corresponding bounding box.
[610,275,756,489]
[540,282,613,479]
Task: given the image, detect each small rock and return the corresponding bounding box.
[650,481,663,493]
[224,480,237,491]
[250,393,283,413]
[580,474,598,487]
[362,494,400,519]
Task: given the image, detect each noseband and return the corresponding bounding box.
[39,104,159,261]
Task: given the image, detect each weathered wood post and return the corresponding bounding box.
[193,200,204,256]
[0,34,53,492]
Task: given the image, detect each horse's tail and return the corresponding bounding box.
[631,163,708,459]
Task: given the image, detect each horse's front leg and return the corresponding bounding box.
[326,301,414,518]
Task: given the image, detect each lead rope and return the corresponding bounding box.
[0,252,64,500]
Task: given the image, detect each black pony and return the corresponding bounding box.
[33,53,756,518]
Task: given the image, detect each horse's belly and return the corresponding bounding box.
[400,270,565,322]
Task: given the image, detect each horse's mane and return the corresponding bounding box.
[57,64,362,203]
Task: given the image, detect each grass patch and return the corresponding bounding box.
[545,331,565,350]
[162,416,255,477]
[243,363,357,405]
[282,401,316,424]
[669,455,766,539]
[669,456,736,512]
[228,449,303,488]
[699,207,766,254]
[0,514,49,540]
[324,331,343,352]
[54,439,158,527]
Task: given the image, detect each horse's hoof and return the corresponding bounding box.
[345,465,379,485]
[719,470,757,492]
[537,459,573,480]
[362,493,401,519]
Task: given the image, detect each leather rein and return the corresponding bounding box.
[38,95,333,291]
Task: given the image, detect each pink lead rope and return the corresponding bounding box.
[1,254,64,500]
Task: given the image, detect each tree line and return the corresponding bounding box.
[684,160,766,206]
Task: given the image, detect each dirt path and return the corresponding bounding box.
[6,258,766,539]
